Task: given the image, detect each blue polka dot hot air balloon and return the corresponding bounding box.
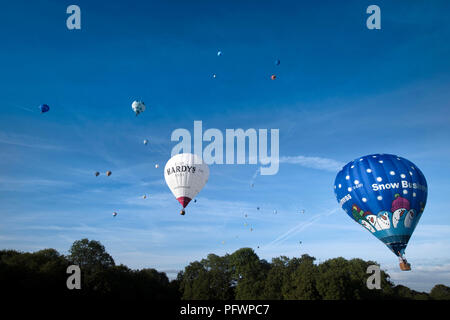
[38,104,50,113]
[334,154,427,271]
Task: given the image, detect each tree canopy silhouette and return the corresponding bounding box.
[1,239,449,300]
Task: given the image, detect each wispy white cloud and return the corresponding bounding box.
[0,131,65,151]
[279,155,344,172]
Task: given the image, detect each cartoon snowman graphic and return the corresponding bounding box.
[376,211,391,230]
[363,212,382,231]
[404,209,416,228]
[360,219,376,233]
[390,194,413,228]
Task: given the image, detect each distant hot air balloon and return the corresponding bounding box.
[112,212,117,217]
[38,104,50,113]
[217,50,222,56]
[132,100,146,116]
[143,139,149,145]
[155,164,159,169]
[164,153,209,215]
[106,171,112,176]
[95,172,100,177]
[334,154,427,271]
[270,75,276,80]
[275,59,280,66]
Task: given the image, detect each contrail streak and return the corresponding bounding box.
[264,207,339,248]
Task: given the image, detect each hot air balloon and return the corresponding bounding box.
[95,172,100,177]
[112,212,117,217]
[270,75,276,80]
[132,100,146,116]
[106,171,112,176]
[143,139,149,145]
[217,51,222,56]
[38,104,50,113]
[164,153,209,215]
[155,164,159,169]
[334,154,427,271]
[275,59,280,66]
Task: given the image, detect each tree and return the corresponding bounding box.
[68,238,115,269]
[230,248,270,299]
[180,261,211,299]
[283,254,320,300]
[430,284,450,300]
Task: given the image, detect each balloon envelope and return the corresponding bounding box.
[334,154,427,258]
[164,153,209,209]
[39,104,50,113]
[132,100,145,115]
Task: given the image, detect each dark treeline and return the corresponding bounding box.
[1,238,449,300]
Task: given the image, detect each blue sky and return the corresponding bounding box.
[1,0,450,292]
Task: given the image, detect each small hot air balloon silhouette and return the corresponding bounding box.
[155,164,159,169]
[38,104,50,113]
[132,100,145,116]
[334,154,427,271]
[143,139,149,145]
[270,75,276,80]
[275,59,280,66]
[95,172,100,177]
[112,212,117,217]
[106,171,112,176]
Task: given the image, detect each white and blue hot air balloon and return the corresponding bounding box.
[334,154,427,271]
[132,100,146,116]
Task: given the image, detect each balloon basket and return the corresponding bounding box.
[399,262,411,271]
